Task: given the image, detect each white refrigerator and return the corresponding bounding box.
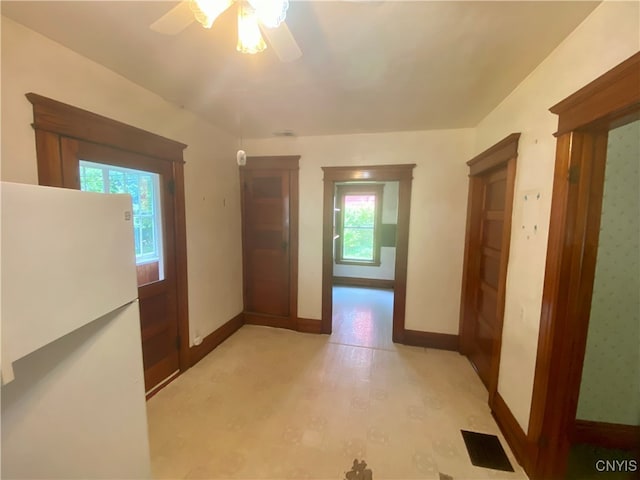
[1,182,151,479]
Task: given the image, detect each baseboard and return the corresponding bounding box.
[491,391,533,474]
[402,329,459,351]
[189,312,245,367]
[145,370,180,400]
[244,312,297,330]
[572,419,640,451]
[243,311,323,335]
[332,276,395,289]
[297,317,322,334]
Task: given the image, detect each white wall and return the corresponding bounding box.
[245,129,474,334]
[473,1,640,432]
[0,17,244,344]
[333,181,398,281]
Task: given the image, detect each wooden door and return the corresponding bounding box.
[468,168,509,387]
[240,157,299,329]
[61,138,180,391]
[460,134,519,396]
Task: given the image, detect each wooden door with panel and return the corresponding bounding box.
[240,156,299,329]
[60,138,181,391]
[459,134,518,398]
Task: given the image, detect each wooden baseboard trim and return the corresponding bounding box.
[244,312,297,330]
[145,370,180,400]
[491,391,533,473]
[297,317,322,334]
[189,312,244,367]
[572,419,640,451]
[242,312,322,335]
[332,276,395,289]
[402,329,459,351]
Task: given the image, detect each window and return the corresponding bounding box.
[335,183,383,265]
[79,161,164,270]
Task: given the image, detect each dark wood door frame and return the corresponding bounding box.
[525,52,640,479]
[25,93,191,378]
[459,133,519,405]
[240,156,299,330]
[321,164,415,340]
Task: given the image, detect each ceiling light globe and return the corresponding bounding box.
[248,0,288,29]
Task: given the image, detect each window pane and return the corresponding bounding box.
[79,166,105,193]
[344,195,375,227]
[79,160,165,285]
[343,227,374,261]
[108,170,126,194]
[127,174,140,212]
[139,175,153,215]
[133,224,141,257]
[141,220,155,255]
[341,192,376,262]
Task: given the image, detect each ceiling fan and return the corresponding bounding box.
[150,0,302,61]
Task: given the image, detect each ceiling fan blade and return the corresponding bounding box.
[260,21,302,62]
[150,0,195,35]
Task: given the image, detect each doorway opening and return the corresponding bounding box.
[331,180,398,349]
[321,164,415,344]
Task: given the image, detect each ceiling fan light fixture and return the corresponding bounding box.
[248,0,289,29]
[237,4,267,54]
[189,0,233,28]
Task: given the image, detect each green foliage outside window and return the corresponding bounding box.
[342,195,375,261]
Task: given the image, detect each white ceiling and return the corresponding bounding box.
[2,1,599,138]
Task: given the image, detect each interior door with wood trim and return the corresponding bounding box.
[460,133,518,396]
[468,167,509,388]
[240,157,298,329]
[60,138,180,391]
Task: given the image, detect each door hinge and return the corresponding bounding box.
[167,179,176,195]
[568,165,580,184]
[176,335,181,350]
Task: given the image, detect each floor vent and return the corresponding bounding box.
[461,430,514,472]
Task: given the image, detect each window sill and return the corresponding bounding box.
[335,260,381,267]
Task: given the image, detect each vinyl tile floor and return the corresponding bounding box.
[147,288,528,479]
